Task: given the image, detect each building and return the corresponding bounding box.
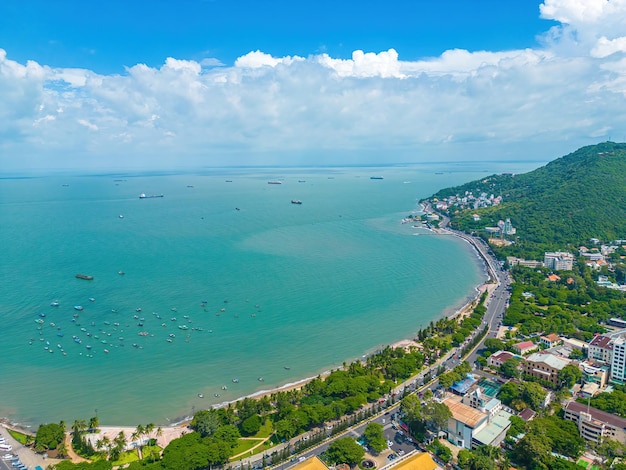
[488,350,516,369]
[471,410,512,449]
[544,252,575,271]
[611,337,626,383]
[588,335,614,363]
[540,333,562,349]
[462,389,503,419]
[449,375,478,396]
[562,337,588,353]
[580,360,610,389]
[444,398,489,449]
[563,401,626,444]
[513,341,539,355]
[391,452,440,470]
[506,257,543,268]
[518,408,536,422]
[290,457,329,470]
[522,352,571,386]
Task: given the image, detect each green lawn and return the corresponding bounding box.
[231,439,264,457]
[255,419,274,438]
[8,429,29,444]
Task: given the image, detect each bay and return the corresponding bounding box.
[0,161,541,427]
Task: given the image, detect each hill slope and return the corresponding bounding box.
[428,142,626,255]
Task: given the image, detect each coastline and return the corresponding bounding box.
[1,211,490,432]
[168,222,491,426]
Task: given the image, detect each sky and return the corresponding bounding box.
[1,0,625,171]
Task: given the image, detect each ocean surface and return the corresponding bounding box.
[0,161,542,428]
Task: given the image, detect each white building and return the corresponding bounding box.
[611,337,626,383]
[544,252,575,271]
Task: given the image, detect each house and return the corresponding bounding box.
[563,401,626,444]
[518,408,536,422]
[522,352,571,386]
[444,398,489,449]
[540,333,562,349]
[547,274,561,282]
[562,337,588,353]
[513,341,538,355]
[488,350,515,368]
[290,456,329,470]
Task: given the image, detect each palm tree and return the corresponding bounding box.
[89,416,99,433]
[145,423,155,445]
[71,419,88,451]
[132,424,145,459]
[155,427,163,448]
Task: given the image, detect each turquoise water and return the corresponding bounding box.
[0,162,540,427]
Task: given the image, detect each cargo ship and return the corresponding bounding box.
[139,193,164,198]
[75,274,94,280]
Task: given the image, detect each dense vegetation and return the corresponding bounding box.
[429,142,626,255]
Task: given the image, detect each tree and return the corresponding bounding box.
[422,401,452,433]
[89,416,99,433]
[240,414,262,436]
[500,358,521,379]
[363,422,386,454]
[558,364,582,389]
[35,422,65,451]
[326,437,364,467]
[514,432,552,469]
[569,348,585,360]
[190,409,221,438]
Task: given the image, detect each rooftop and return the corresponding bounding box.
[515,341,536,350]
[391,452,439,470]
[525,352,571,371]
[472,410,512,446]
[565,401,626,429]
[291,457,328,470]
[444,398,488,429]
[518,409,536,421]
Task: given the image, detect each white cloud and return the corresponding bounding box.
[2,0,626,170]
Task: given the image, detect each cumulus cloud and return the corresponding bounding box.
[1,0,626,171]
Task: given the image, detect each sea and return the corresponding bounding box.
[0,161,542,428]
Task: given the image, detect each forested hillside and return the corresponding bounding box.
[428,142,626,256]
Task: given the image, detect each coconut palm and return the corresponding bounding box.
[88,416,99,433]
[145,423,155,445]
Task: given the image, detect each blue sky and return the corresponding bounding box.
[0,1,552,74]
[1,0,625,171]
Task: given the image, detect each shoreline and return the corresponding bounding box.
[1,216,490,431]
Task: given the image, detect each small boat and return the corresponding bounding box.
[232,378,239,383]
[74,306,84,311]
[171,317,177,321]
[139,193,164,199]
[284,366,291,370]
[235,207,240,211]
[50,301,60,307]
[119,214,124,219]
[291,200,302,205]
[89,297,96,302]
[221,385,227,390]
[370,176,384,180]
[214,393,220,397]
[104,349,109,353]
[136,307,142,312]
[267,181,282,185]
[76,274,94,280]
[258,377,264,381]
[198,393,204,398]
[39,312,46,318]
[118,271,125,275]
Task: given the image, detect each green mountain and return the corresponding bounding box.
[428,142,626,256]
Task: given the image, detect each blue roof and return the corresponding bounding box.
[450,374,477,394]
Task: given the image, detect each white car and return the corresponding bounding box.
[2,454,14,460]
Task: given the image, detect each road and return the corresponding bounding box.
[244,208,512,470]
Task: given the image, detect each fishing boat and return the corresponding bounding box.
[75,274,94,280]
